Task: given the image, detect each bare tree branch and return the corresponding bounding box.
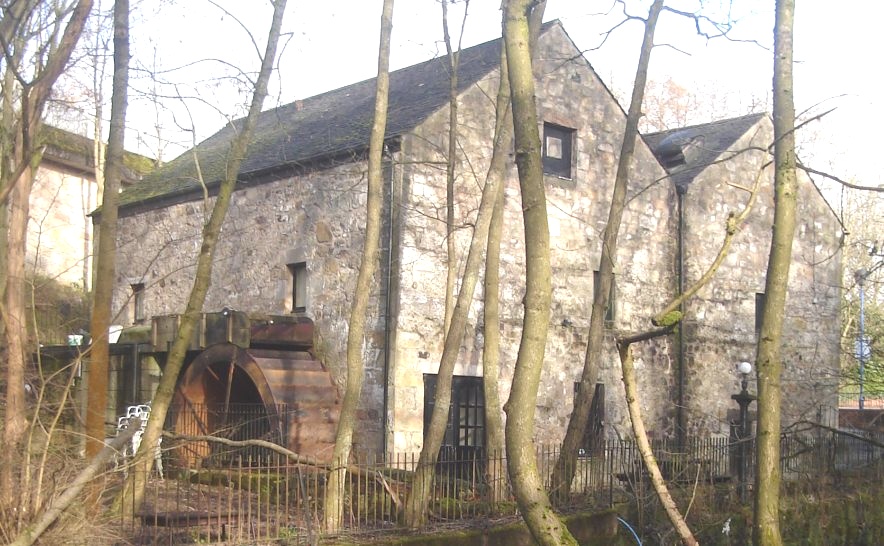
[662,5,768,49]
[799,163,884,193]
[785,421,884,449]
[653,163,765,324]
[7,419,141,546]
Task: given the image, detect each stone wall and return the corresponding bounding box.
[388,24,678,453]
[680,118,841,436]
[113,159,391,451]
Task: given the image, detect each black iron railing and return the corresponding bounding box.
[122,410,883,545]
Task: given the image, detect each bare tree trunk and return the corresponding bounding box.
[0,37,20,525]
[2,163,34,509]
[323,0,394,533]
[441,0,464,336]
[618,331,698,546]
[753,2,796,545]
[0,0,94,512]
[400,2,543,528]
[0,47,19,323]
[116,0,287,516]
[481,36,512,506]
[550,0,664,501]
[87,12,108,292]
[501,1,576,544]
[86,0,129,458]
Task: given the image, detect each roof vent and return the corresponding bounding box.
[655,131,691,169]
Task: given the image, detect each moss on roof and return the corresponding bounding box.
[122,151,156,176]
[40,125,156,178]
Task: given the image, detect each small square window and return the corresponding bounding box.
[131,283,145,324]
[288,262,307,313]
[543,123,574,178]
[593,271,615,324]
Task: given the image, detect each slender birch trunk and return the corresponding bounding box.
[753,2,796,545]
[481,34,513,505]
[550,0,664,501]
[323,0,394,533]
[401,2,543,528]
[86,0,129,458]
[501,1,576,544]
[618,330,698,545]
[441,0,463,336]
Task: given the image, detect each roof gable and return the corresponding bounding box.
[119,22,563,210]
[643,113,766,191]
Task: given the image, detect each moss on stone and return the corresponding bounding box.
[656,310,683,327]
[117,325,152,344]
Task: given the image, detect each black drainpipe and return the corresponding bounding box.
[676,184,687,450]
[381,155,396,456]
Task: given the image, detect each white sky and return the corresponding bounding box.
[122,0,882,192]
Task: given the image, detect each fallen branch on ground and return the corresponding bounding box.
[162,432,412,483]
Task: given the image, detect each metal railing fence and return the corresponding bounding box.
[118,407,883,545]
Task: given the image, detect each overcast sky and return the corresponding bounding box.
[121,0,881,193]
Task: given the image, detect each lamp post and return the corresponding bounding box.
[855,269,868,410]
[732,361,756,502]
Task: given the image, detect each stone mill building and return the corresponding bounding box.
[102,21,842,459]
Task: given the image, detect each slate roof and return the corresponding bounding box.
[643,113,766,192]
[118,23,563,210]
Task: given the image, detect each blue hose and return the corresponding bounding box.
[617,516,642,546]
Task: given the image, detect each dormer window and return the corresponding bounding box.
[543,123,574,179]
